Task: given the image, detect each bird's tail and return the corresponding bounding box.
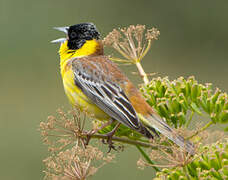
[138,113,195,155]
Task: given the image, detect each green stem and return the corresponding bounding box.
[187,121,214,139]
[136,145,160,172]
[183,166,190,180]
[185,111,194,128]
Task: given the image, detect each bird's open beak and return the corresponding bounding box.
[51,26,69,44]
[53,27,69,34]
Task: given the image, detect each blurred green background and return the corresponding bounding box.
[0,0,227,179]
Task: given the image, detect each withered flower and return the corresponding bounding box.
[43,145,115,180]
[103,25,160,84]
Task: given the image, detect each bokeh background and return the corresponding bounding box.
[1,0,228,179]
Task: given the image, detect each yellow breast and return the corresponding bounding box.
[59,39,109,120]
[60,59,109,120]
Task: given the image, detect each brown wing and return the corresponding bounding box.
[71,55,142,130]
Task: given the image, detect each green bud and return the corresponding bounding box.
[210,113,217,123]
[224,101,228,110]
[179,100,188,114]
[222,159,228,166]
[158,84,166,97]
[198,158,210,170]
[220,110,228,123]
[209,157,220,170]
[199,95,208,112]
[187,162,197,177]
[220,151,228,161]
[212,88,221,104]
[170,114,177,128]
[177,112,186,127]
[206,98,212,114]
[222,165,228,176]
[168,97,181,114]
[190,102,202,115]
[157,102,170,120]
[215,100,222,114]
[210,168,223,179]
[149,93,156,105]
[170,171,181,180]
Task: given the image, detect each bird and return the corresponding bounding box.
[52,22,194,154]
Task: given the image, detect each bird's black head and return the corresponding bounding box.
[67,23,100,50]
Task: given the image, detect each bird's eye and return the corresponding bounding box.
[70,31,77,39]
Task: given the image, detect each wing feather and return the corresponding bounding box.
[72,58,141,130]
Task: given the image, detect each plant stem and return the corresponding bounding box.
[139,39,152,60]
[183,166,190,180]
[187,121,214,139]
[136,145,160,172]
[185,111,194,128]
[135,61,149,85]
[109,57,132,64]
[113,44,132,60]
[87,134,158,149]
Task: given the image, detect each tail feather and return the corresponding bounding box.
[139,113,195,155]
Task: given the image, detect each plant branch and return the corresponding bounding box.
[135,61,149,85]
[187,121,214,139]
[113,44,132,60]
[136,145,160,172]
[109,57,132,64]
[139,39,152,60]
[185,111,194,128]
[183,166,191,180]
[87,133,158,148]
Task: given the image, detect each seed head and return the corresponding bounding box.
[103,25,160,64]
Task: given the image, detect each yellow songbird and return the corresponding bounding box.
[52,23,194,154]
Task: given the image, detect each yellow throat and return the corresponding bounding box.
[59,39,103,75]
[59,39,102,64]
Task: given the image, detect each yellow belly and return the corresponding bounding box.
[62,67,109,120]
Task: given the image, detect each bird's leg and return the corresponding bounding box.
[103,122,121,152]
[85,119,114,145]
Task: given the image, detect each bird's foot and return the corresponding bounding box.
[84,129,96,145]
[101,131,117,152]
[85,119,115,145]
[101,122,121,152]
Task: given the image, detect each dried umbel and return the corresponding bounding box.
[40,108,88,152]
[43,145,115,180]
[40,109,115,180]
[103,25,160,84]
[137,136,196,170]
[154,138,228,180]
[103,25,159,63]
